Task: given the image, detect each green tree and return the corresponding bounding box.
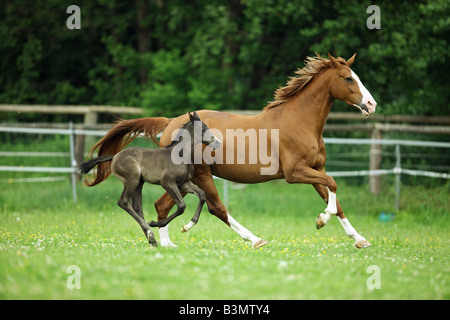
[0,0,447,121]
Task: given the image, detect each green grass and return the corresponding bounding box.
[0,178,449,300]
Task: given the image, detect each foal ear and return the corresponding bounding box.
[192,111,200,120]
[346,53,356,67]
[327,52,341,68]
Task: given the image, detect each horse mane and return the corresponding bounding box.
[264,53,346,110]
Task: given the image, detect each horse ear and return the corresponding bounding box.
[327,52,340,68]
[188,112,194,122]
[346,53,356,67]
[192,111,200,120]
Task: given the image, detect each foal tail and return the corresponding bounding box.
[79,155,115,175]
[84,117,171,186]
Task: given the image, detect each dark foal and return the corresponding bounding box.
[79,112,221,247]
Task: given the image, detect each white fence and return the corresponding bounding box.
[1,124,449,209]
[324,138,450,210]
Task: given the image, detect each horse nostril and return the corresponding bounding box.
[360,103,369,113]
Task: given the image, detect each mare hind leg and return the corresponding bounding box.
[154,192,180,247]
[117,182,158,247]
[313,183,371,248]
[190,166,267,249]
[153,166,267,249]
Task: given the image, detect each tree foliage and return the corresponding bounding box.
[0,0,448,119]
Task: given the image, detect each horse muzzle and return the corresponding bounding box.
[354,99,377,117]
[209,137,222,150]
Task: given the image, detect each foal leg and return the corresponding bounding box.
[149,182,186,228]
[313,183,371,249]
[179,181,206,233]
[117,184,158,247]
[132,179,145,219]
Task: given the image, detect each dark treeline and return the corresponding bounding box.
[0,0,448,120]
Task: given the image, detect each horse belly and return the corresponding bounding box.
[160,110,283,183]
[140,166,162,185]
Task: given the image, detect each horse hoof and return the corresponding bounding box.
[146,230,158,247]
[149,220,159,227]
[355,239,371,249]
[253,239,268,249]
[181,221,195,233]
[316,213,326,229]
[149,239,158,247]
[161,241,178,248]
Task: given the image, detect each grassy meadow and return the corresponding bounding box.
[0,175,448,300]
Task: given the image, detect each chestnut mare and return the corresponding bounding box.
[85,53,377,249]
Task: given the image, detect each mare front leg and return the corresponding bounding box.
[285,164,371,248]
[179,181,206,233]
[313,183,371,249]
[285,162,371,249]
[285,164,339,223]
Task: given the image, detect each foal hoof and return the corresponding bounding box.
[149,220,160,228]
[146,230,158,247]
[316,213,326,229]
[253,239,268,249]
[149,238,158,247]
[355,239,371,249]
[181,221,196,233]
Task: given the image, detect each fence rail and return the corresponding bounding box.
[1,124,449,209]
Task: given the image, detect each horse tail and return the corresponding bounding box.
[78,155,115,175]
[84,117,171,186]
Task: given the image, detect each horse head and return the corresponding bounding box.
[187,111,221,150]
[328,52,377,116]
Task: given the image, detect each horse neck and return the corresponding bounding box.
[285,70,334,137]
[165,125,196,151]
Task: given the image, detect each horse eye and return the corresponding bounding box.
[345,77,353,82]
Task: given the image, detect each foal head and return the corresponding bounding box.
[327,52,377,116]
[185,111,221,150]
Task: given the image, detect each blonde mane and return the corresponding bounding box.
[264,53,346,110]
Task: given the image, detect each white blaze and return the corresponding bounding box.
[351,70,377,114]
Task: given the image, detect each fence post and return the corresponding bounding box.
[83,108,98,151]
[223,179,229,209]
[69,122,78,204]
[394,144,401,211]
[369,124,382,195]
